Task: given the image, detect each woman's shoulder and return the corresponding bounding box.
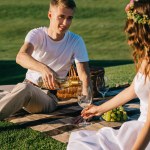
[139,59,150,75]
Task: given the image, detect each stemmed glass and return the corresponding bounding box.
[96,75,109,99]
[77,85,93,127]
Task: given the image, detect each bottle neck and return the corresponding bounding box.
[70,80,82,86]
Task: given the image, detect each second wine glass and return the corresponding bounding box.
[96,75,109,99]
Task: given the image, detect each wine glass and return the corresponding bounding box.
[96,75,109,99]
[77,85,93,127]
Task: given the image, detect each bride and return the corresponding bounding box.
[67,0,150,150]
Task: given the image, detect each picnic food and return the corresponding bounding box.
[101,106,128,122]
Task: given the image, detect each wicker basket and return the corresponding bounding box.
[56,65,105,100]
[56,65,80,100]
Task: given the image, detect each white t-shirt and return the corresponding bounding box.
[25,27,89,84]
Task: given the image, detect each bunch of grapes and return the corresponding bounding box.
[101,106,128,122]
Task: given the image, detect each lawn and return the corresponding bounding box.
[0,0,130,61]
[0,0,135,149]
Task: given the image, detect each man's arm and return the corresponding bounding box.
[16,42,57,89]
[76,62,92,94]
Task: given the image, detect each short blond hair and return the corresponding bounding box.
[50,0,76,10]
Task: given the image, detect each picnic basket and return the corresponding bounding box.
[56,65,105,100]
[56,65,80,99]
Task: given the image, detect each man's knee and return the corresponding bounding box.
[11,82,33,94]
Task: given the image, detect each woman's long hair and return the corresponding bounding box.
[124,0,150,78]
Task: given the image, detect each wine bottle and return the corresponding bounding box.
[37,77,82,90]
[59,79,82,89]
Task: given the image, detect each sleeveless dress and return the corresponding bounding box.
[67,72,150,150]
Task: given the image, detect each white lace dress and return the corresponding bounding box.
[67,72,150,150]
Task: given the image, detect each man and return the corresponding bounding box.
[0,0,91,120]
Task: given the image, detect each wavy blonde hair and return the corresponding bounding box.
[124,0,150,78]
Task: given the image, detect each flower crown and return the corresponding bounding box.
[125,0,150,25]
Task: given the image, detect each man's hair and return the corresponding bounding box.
[50,0,76,10]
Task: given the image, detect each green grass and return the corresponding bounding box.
[0,122,66,150]
[0,0,130,60]
[105,64,135,87]
[0,0,136,149]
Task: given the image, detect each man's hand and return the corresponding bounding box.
[41,65,59,90]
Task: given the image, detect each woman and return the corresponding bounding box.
[67,0,150,150]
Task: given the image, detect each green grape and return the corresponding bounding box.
[101,106,128,122]
[105,112,111,121]
[111,112,115,117]
[108,110,113,113]
[117,111,121,115]
[123,111,127,115]
[113,115,117,120]
[110,118,115,122]
[112,108,117,112]
[117,114,121,118]
[107,111,112,115]
[116,107,120,111]
[123,114,127,121]
[119,106,124,111]
[116,118,120,121]
[119,111,123,116]
[102,115,105,120]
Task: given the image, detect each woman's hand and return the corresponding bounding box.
[81,104,102,119]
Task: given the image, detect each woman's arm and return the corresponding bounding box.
[82,81,137,119]
[132,93,150,150]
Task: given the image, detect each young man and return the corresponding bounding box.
[0,0,91,120]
